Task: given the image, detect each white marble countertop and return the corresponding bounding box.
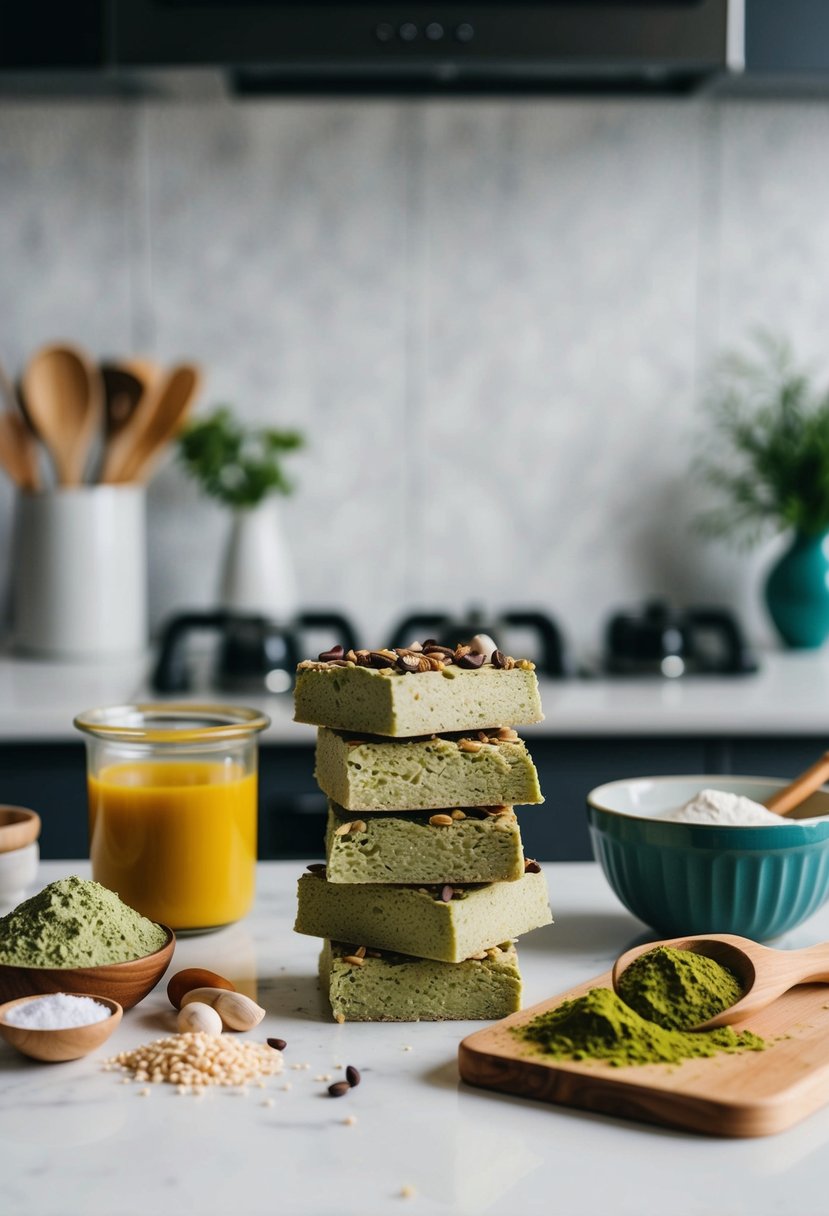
[1,648,829,740]
[4,860,829,1216]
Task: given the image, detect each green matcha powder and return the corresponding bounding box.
[0,876,168,967]
[519,945,766,1067]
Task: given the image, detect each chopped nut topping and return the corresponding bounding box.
[450,809,466,821]
[298,639,535,674]
[497,727,519,741]
[334,821,355,837]
[396,653,422,674]
[440,885,454,902]
[469,952,488,961]
[353,946,367,959]
[458,738,483,753]
[457,652,485,669]
[342,955,365,967]
[428,814,454,827]
[351,820,367,833]
[318,645,344,662]
[335,1012,346,1024]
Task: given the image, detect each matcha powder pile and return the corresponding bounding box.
[519,945,766,1068]
[0,877,168,967]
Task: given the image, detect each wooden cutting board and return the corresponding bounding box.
[459,969,829,1138]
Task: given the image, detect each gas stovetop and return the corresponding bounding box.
[150,600,758,696]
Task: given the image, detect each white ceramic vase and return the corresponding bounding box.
[218,499,298,620]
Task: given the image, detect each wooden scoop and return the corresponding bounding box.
[762,752,829,817]
[613,932,829,1032]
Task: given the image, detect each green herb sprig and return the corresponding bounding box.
[696,333,829,546]
[177,407,304,510]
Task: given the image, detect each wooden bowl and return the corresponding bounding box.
[0,994,122,1062]
[0,927,175,1010]
[0,806,41,854]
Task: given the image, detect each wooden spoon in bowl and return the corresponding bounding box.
[762,752,829,817]
[612,932,829,1032]
[22,344,103,486]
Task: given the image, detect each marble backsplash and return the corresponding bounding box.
[1,95,827,654]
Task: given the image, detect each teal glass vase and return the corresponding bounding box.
[765,530,829,648]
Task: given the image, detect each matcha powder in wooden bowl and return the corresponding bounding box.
[0,876,168,967]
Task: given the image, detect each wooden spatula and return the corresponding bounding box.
[763,752,829,817]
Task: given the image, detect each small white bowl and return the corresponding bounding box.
[0,841,39,912]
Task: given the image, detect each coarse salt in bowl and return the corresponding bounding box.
[587,775,829,940]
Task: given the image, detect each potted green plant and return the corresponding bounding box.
[177,407,304,618]
[697,334,829,647]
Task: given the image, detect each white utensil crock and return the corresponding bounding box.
[12,486,148,659]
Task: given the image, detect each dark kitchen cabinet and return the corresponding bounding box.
[9,735,826,864]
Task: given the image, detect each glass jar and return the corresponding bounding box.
[74,704,270,933]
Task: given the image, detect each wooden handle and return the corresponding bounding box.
[763,752,829,816]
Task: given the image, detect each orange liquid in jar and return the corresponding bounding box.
[88,760,257,930]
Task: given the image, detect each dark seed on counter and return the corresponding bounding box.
[306,863,326,874]
[345,1066,361,1088]
[441,885,454,903]
[267,1038,287,1051]
[328,1081,351,1098]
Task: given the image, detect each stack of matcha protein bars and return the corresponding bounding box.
[293,635,552,1022]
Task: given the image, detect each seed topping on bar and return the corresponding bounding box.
[297,639,535,674]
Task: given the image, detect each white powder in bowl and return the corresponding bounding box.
[4,993,112,1030]
[662,788,794,827]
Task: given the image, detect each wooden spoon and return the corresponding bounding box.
[612,932,829,1032]
[22,344,103,486]
[0,411,41,491]
[101,363,145,436]
[101,363,201,484]
[763,752,829,817]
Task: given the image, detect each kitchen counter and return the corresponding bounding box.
[3,861,829,1216]
[1,647,829,739]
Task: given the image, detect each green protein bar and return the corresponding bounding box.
[294,662,543,737]
[325,802,525,885]
[320,940,523,1022]
[315,726,543,811]
[295,868,552,963]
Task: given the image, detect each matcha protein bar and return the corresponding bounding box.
[320,939,523,1022]
[315,726,543,812]
[295,867,552,964]
[325,802,526,885]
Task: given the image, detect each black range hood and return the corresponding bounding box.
[1,0,744,95]
[7,1,829,98]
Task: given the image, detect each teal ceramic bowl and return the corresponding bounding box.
[587,776,829,940]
